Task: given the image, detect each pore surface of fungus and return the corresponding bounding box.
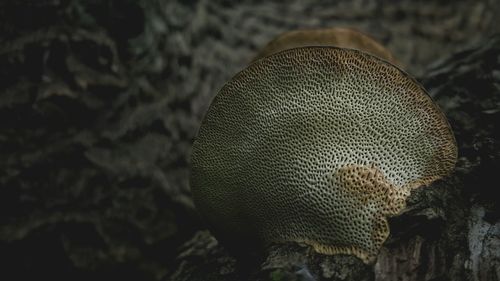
[191,47,457,263]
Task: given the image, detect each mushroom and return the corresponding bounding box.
[253,27,400,67]
[190,44,457,263]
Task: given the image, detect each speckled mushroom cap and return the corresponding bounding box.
[190,47,457,263]
[253,27,400,67]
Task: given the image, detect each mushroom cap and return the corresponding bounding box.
[254,27,400,67]
[190,47,457,263]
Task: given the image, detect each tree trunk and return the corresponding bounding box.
[1,1,499,281]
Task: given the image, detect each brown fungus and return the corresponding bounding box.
[253,27,400,67]
[190,46,457,263]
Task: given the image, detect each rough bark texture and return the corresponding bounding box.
[1,1,499,281]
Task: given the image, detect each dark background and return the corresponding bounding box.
[1,1,499,280]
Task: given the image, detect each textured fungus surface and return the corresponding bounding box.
[190,47,457,263]
[311,164,411,262]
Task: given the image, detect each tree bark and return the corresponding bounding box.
[1,1,499,281]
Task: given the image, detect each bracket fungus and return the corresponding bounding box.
[253,27,400,67]
[190,31,457,264]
